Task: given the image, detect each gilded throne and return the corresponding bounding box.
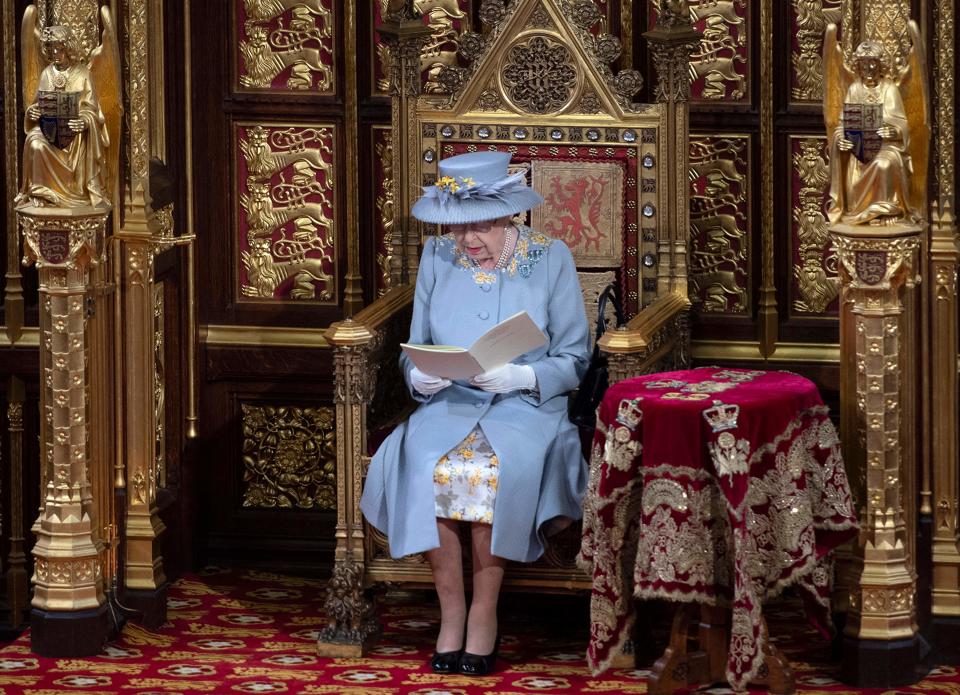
[317,0,699,655]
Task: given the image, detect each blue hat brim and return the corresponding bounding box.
[411,188,544,225]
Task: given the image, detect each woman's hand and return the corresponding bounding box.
[470,363,536,394]
[410,367,452,396]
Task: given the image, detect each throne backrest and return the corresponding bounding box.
[395,0,689,326]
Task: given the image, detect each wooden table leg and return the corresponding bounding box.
[648,603,727,694]
[647,606,795,695]
[750,617,796,695]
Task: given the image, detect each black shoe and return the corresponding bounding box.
[459,633,500,676]
[430,648,462,674]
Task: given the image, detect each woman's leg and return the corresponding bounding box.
[426,517,466,652]
[466,522,506,654]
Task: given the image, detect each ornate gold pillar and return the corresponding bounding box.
[118,226,168,624]
[17,0,123,656]
[377,7,433,286]
[825,0,929,683]
[21,205,110,655]
[833,224,923,684]
[930,203,960,620]
[927,0,960,656]
[643,3,698,302]
[316,320,381,657]
[115,0,171,626]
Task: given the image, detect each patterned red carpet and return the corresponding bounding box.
[0,567,956,694]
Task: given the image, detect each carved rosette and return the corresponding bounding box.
[790,0,842,102]
[688,136,749,314]
[501,35,579,113]
[831,226,920,639]
[237,0,335,93]
[237,123,337,302]
[651,0,748,102]
[791,137,839,315]
[431,0,647,113]
[241,404,337,509]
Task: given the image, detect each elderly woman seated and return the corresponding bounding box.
[361,151,590,676]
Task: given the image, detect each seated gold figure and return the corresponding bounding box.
[16,9,121,210]
[823,23,928,227]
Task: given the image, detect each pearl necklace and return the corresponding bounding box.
[468,225,515,271]
[494,225,515,269]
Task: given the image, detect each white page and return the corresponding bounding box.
[401,311,547,380]
[399,345,484,380]
[470,311,548,371]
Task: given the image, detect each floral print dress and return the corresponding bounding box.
[434,427,499,524]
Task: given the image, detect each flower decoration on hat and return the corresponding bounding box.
[423,171,528,208]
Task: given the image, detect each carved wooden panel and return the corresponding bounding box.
[241,404,336,510]
[236,0,335,93]
[790,0,843,103]
[650,0,749,103]
[790,136,839,316]
[235,123,338,303]
[689,135,750,315]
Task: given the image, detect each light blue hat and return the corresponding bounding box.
[411,151,545,225]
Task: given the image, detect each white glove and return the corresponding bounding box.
[470,363,536,394]
[410,367,452,396]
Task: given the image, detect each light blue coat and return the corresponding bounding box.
[360,227,591,563]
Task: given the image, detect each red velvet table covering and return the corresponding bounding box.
[578,367,859,690]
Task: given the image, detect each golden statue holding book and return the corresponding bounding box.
[16,6,121,210]
[823,22,928,226]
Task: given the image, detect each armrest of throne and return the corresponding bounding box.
[323,286,427,586]
[324,285,416,456]
[598,292,692,383]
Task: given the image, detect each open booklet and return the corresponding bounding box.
[401,311,548,380]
